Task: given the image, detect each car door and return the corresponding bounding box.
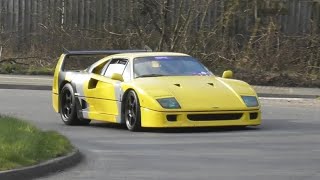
[82,58,128,123]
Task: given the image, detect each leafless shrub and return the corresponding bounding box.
[0,0,319,86]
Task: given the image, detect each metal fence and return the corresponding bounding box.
[0,0,319,55]
[0,0,319,34]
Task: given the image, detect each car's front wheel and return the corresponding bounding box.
[124,90,141,131]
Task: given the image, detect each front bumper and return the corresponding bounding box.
[140,107,261,128]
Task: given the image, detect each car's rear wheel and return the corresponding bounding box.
[60,83,91,125]
[124,90,141,131]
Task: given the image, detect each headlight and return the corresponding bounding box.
[157,98,181,109]
[241,96,259,107]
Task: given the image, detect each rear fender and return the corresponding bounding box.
[52,54,67,112]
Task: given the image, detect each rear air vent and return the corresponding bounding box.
[88,78,98,89]
[187,113,243,121]
[81,99,88,109]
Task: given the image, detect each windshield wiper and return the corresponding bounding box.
[136,74,166,78]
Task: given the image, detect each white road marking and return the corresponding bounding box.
[0,76,52,81]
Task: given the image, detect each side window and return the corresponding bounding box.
[91,60,109,74]
[122,62,131,82]
[103,59,128,78]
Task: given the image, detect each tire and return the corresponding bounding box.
[59,83,81,125]
[124,90,141,131]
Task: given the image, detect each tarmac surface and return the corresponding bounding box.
[0,74,319,179]
[0,88,319,180]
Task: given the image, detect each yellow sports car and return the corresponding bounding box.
[52,50,261,131]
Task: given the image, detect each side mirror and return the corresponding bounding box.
[111,73,124,82]
[222,70,233,79]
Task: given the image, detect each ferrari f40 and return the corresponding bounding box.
[52,50,261,131]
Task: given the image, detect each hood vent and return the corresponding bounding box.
[207,83,214,87]
[174,83,181,87]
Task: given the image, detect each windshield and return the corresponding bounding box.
[133,56,213,78]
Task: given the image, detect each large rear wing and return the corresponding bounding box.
[52,49,152,94]
[64,49,151,56]
[59,49,152,71]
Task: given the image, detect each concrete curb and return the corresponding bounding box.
[257,93,318,99]
[253,86,320,99]
[0,149,83,180]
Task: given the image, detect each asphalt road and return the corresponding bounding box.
[0,89,319,180]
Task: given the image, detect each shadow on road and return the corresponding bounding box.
[76,117,320,134]
[88,122,127,131]
[87,122,260,133]
[143,126,260,133]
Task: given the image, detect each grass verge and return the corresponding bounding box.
[0,115,73,171]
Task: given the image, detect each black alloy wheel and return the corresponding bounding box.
[124,90,141,131]
[60,83,91,125]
